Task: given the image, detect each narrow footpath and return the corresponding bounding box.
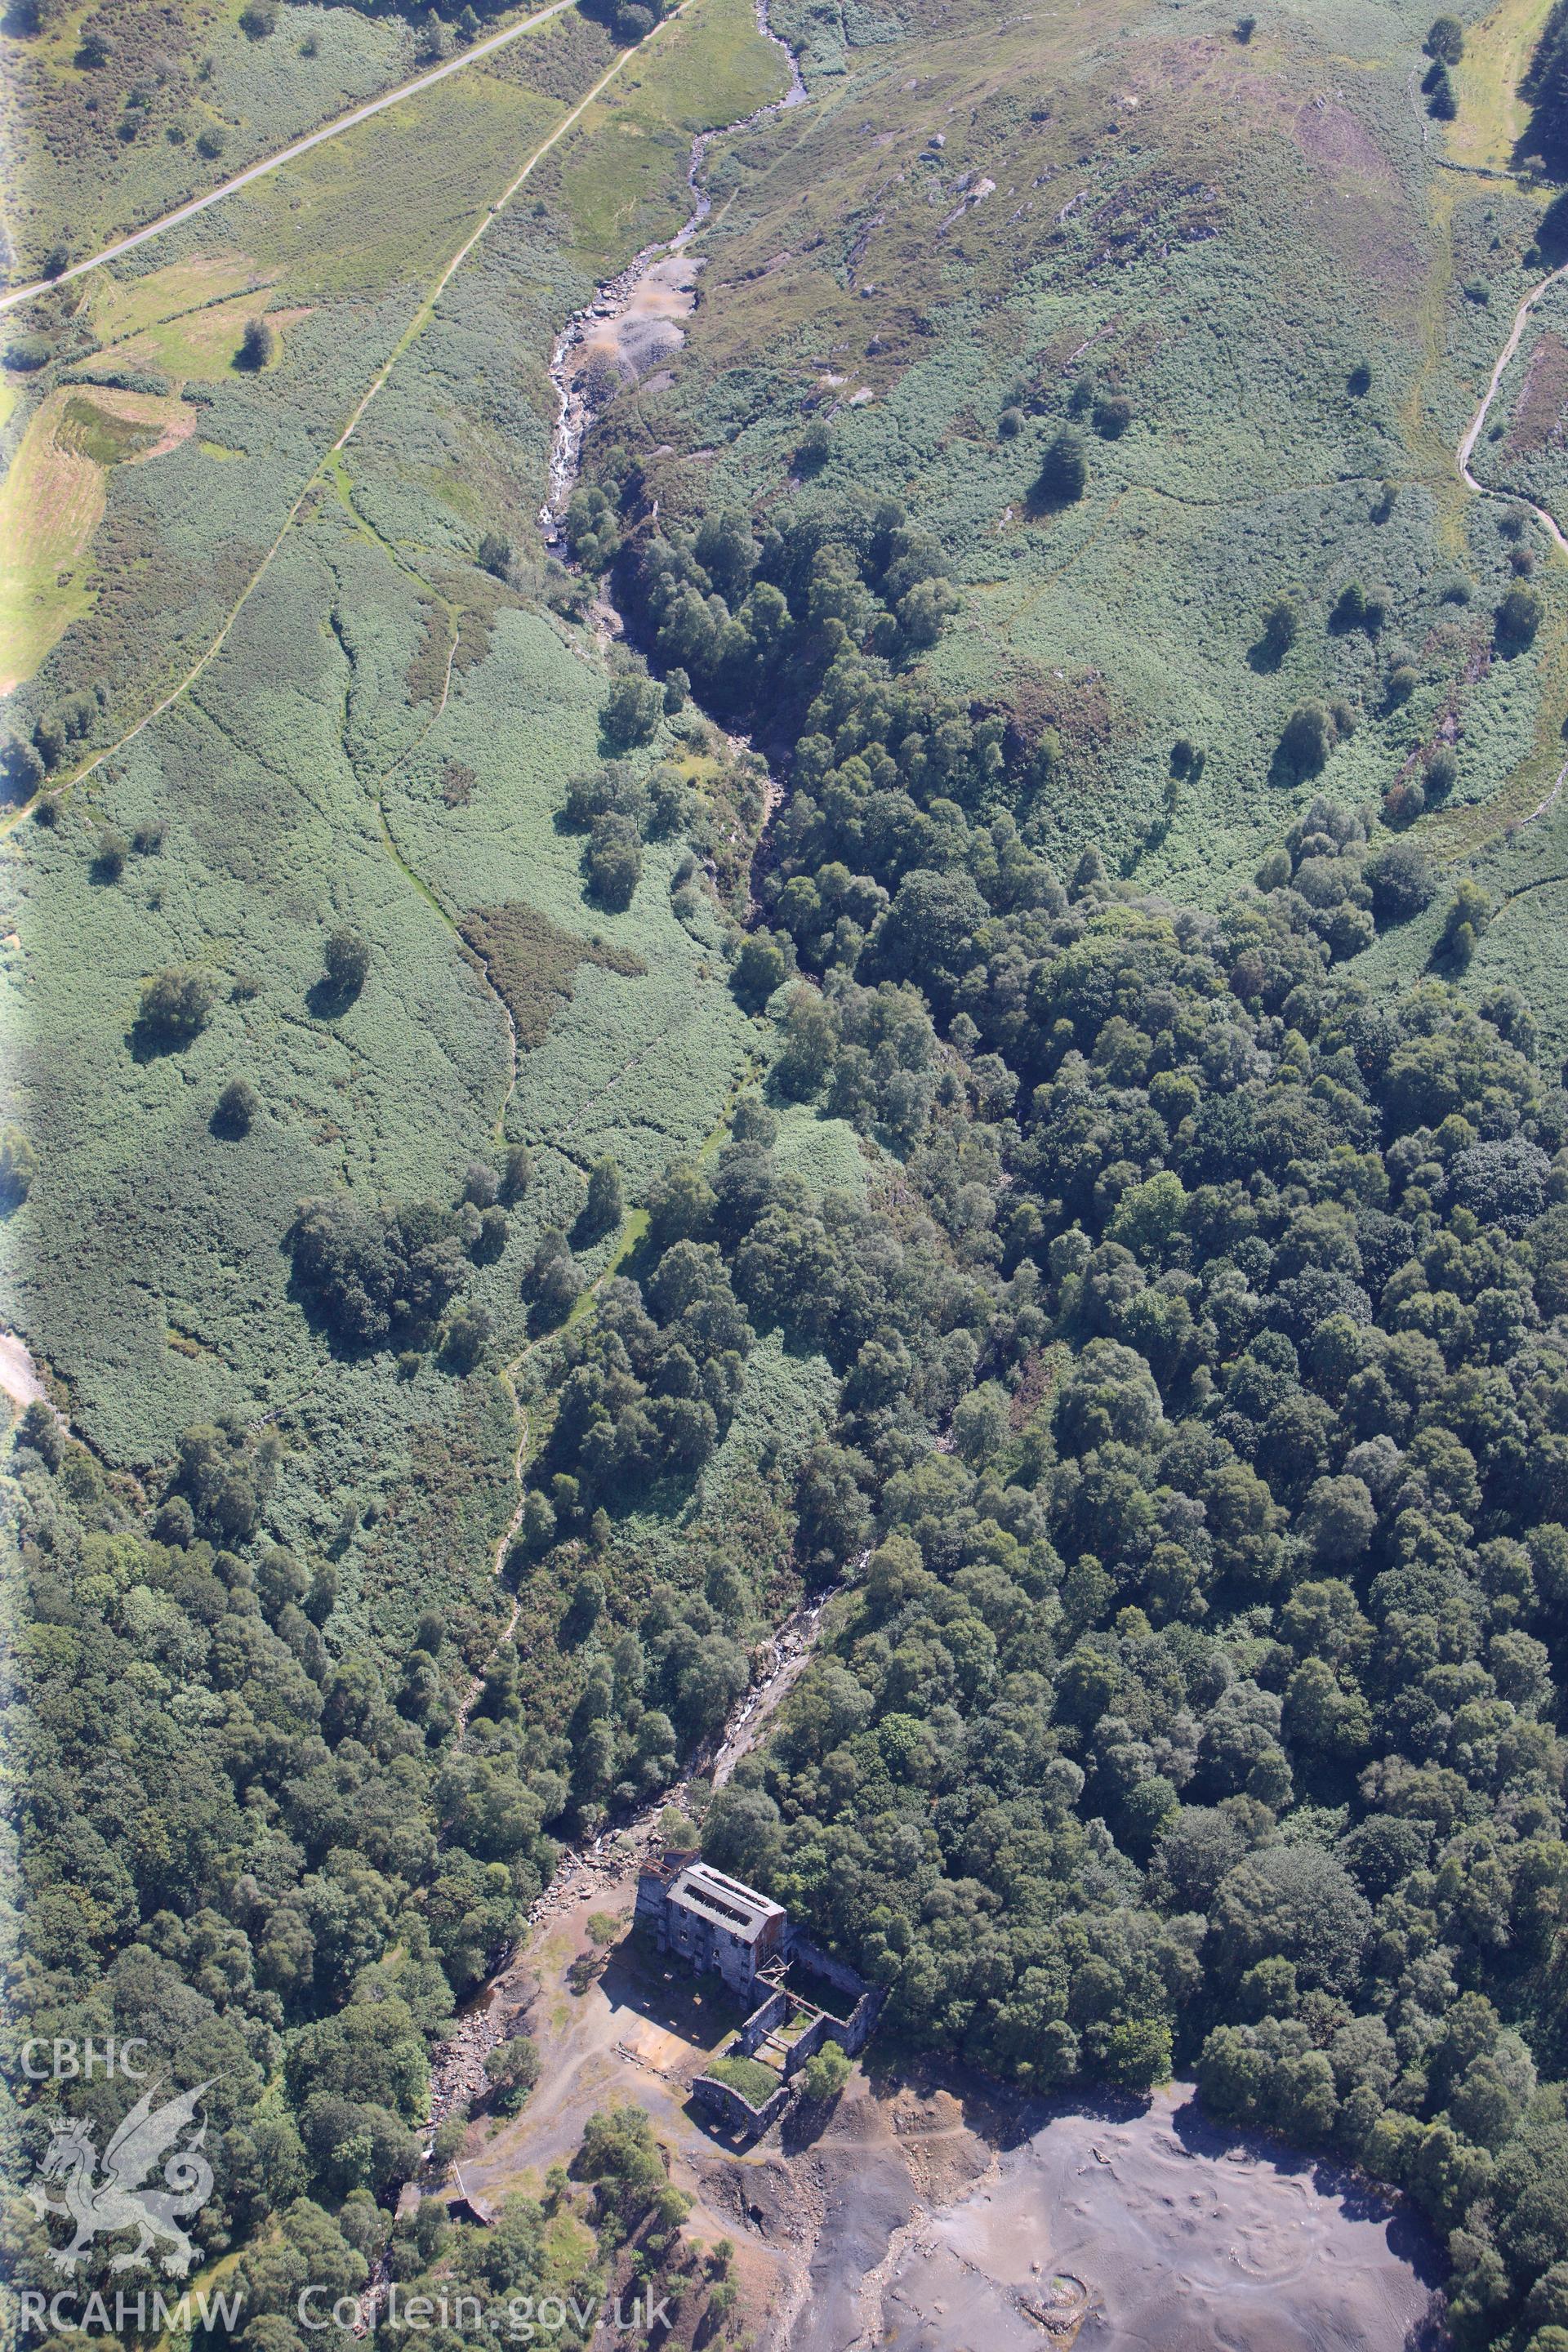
[0,0,581,317]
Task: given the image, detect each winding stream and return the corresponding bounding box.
[541,0,805,546]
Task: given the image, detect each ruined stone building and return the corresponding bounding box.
[634,1855,787,2000]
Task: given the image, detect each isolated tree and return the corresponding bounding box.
[898,576,960,646]
[1330,580,1386,634]
[2,736,45,797]
[602,670,662,748]
[732,934,786,1011]
[136,966,216,1044]
[800,2042,852,2103]
[477,530,511,580]
[581,1157,624,1237]
[531,1229,581,1321]
[1278,701,1333,779]
[647,762,690,837]
[1093,393,1132,438]
[474,1205,508,1263]
[323,927,370,1000]
[1427,14,1463,62]
[1497,581,1544,652]
[237,315,275,369]
[586,813,642,908]
[519,1490,555,1552]
[1365,840,1437,924]
[1440,878,1492,967]
[213,1076,259,1137]
[1035,426,1088,506]
[998,404,1024,439]
[645,1158,716,1247]
[500,1144,533,1202]
[443,1302,492,1372]
[483,2036,540,2114]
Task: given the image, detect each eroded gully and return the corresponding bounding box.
[540,0,804,563]
[385,0,817,2229]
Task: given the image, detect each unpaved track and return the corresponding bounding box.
[1454,237,1568,835]
[1458,255,1568,552]
[0,0,581,318]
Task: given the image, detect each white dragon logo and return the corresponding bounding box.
[26,2080,216,2277]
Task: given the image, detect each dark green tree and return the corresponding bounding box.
[237,315,275,369]
[1035,427,1088,506]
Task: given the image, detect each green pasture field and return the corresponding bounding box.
[0,0,630,288]
[0,48,582,702]
[2,0,418,285]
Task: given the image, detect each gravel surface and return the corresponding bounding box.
[870,2083,1446,2352]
